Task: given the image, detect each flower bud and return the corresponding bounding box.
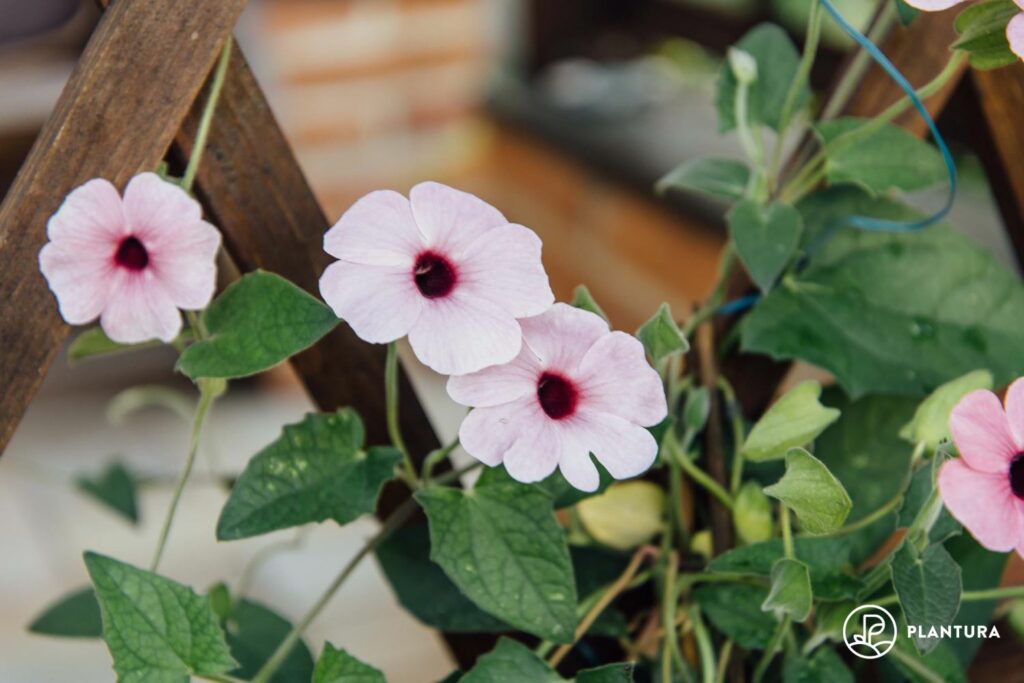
[733,481,773,545]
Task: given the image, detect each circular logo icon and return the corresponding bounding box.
[843,604,898,659]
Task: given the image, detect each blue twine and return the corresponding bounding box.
[717,293,760,316]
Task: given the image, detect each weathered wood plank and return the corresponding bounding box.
[0,0,247,454]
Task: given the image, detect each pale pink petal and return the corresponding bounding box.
[456,223,554,318]
[503,415,562,484]
[1009,13,1024,60]
[1004,378,1024,448]
[559,450,601,492]
[901,0,969,9]
[938,458,1022,552]
[576,331,668,426]
[409,182,506,258]
[318,260,422,344]
[572,409,658,481]
[950,390,1019,473]
[446,347,540,408]
[39,243,115,325]
[459,396,542,467]
[324,190,424,267]
[408,293,522,375]
[46,178,125,246]
[121,173,202,245]
[100,272,182,343]
[519,303,609,374]
[149,220,221,310]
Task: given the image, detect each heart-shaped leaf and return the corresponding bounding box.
[764,448,852,535]
[741,381,839,462]
[728,199,802,292]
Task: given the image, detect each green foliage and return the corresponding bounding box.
[656,158,751,201]
[898,456,961,545]
[900,370,994,450]
[890,615,967,683]
[476,462,611,509]
[741,381,840,462]
[225,599,314,683]
[764,448,852,535]
[717,23,808,132]
[28,587,102,638]
[576,663,635,682]
[459,638,560,683]
[795,185,920,247]
[728,199,803,292]
[570,285,609,322]
[84,552,237,681]
[178,271,338,380]
[891,542,963,654]
[895,0,921,26]
[762,558,812,622]
[946,534,1009,665]
[76,461,139,524]
[954,0,1021,70]
[415,483,578,642]
[813,118,946,195]
[694,583,776,649]
[67,326,164,364]
[741,226,1024,397]
[734,481,774,545]
[313,643,385,683]
[375,524,510,632]
[217,410,400,540]
[782,647,853,683]
[636,303,689,364]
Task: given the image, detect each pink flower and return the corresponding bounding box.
[939,378,1024,557]
[905,0,1024,60]
[318,182,554,375]
[447,303,667,491]
[39,173,221,344]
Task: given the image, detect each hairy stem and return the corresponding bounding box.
[752,615,791,683]
[385,342,418,487]
[181,38,232,193]
[780,504,794,559]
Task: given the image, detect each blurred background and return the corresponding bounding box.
[0,0,1020,680]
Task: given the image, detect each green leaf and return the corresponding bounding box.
[795,185,921,248]
[375,523,510,632]
[683,387,712,434]
[217,410,399,540]
[741,381,840,463]
[733,481,774,545]
[694,583,776,649]
[636,303,689,363]
[898,454,961,545]
[895,0,921,27]
[76,461,139,524]
[656,158,751,201]
[415,483,578,643]
[728,199,803,292]
[741,225,1024,398]
[954,0,1020,70]
[782,648,853,683]
[67,327,164,364]
[717,23,807,132]
[576,663,635,682]
[578,481,666,551]
[313,643,385,683]
[890,615,967,683]
[762,558,812,622]
[177,271,338,380]
[945,534,1008,664]
[571,285,609,322]
[892,543,963,654]
[900,370,994,450]
[708,537,861,601]
[225,600,314,683]
[764,448,852,535]
[460,638,561,683]
[84,552,237,681]
[28,587,102,638]
[476,461,611,510]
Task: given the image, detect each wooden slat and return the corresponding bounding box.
[0,0,247,454]
[171,46,440,462]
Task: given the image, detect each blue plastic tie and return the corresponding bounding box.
[717,293,760,316]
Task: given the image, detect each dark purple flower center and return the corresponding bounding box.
[413,251,457,298]
[537,372,579,420]
[1010,454,1024,499]
[115,235,149,271]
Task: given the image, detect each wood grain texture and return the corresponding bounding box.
[0,0,246,454]
[170,46,440,468]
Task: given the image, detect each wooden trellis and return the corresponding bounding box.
[0,1,1022,670]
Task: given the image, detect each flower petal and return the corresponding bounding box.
[1004,378,1024,448]
[1009,12,1024,60]
[901,0,969,9]
[318,260,423,344]
[39,243,115,325]
[559,450,601,493]
[573,409,658,481]
[457,223,554,318]
[519,303,610,374]
[149,219,221,310]
[100,272,182,343]
[503,416,562,484]
[446,346,540,408]
[122,173,203,245]
[459,396,541,467]
[324,190,424,266]
[46,177,125,246]
[408,293,523,375]
[577,331,668,426]
[950,389,1019,473]
[938,457,1022,552]
[409,182,506,258]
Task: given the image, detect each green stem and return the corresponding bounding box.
[251,498,418,683]
[150,382,216,572]
[811,490,903,538]
[889,646,945,683]
[668,452,688,547]
[752,615,791,683]
[877,585,1024,609]
[691,606,717,683]
[661,552,680,683]
[820,1,898,122]
[713,638,732,683]
[236,528,309,600]
[422,436,460,482]
[780,504,794,559]
[716,377,745,495]
[683,246,737,338]
[385,342,418,487]
[668,437,734,510]
[181,38,233,193]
